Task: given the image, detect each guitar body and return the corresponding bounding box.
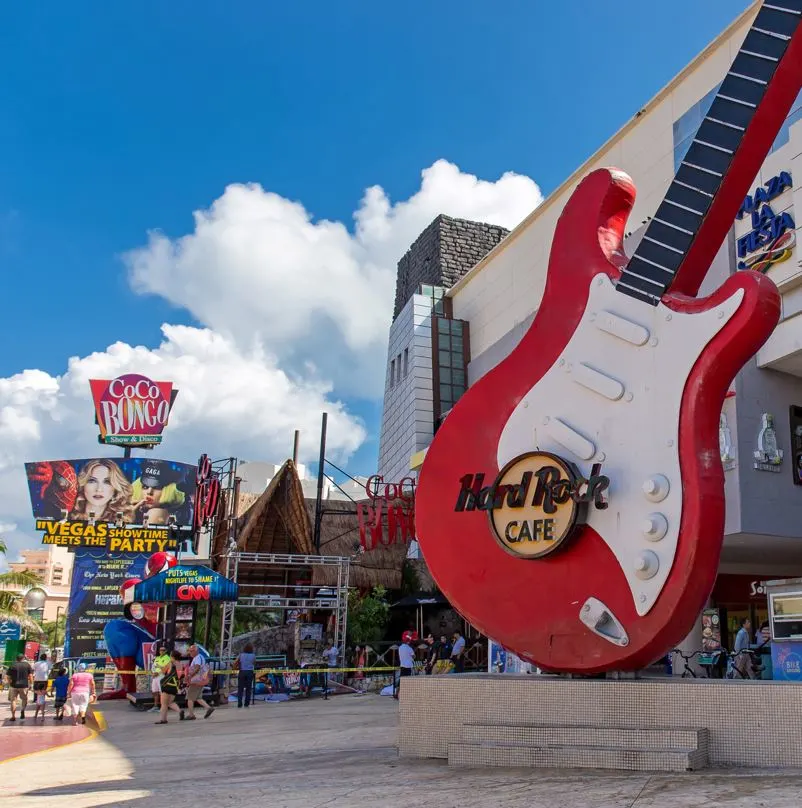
[415,169,780,673]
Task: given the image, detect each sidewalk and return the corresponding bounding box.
[3,694,802,807]
[0,699,92,764]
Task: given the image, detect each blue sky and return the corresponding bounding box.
[0,1,751,479]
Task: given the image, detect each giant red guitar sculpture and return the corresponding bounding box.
[416,1,802,673]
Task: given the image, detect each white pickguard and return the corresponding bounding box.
[497,273,743,617]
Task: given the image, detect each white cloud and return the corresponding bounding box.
[2,159,543,562]
[0,325,365,562]
[126,159,543,397]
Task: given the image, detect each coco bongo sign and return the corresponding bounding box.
[89,374,178,447]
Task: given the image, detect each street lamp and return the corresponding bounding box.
[52,605,64,660]
[24,587,47,624]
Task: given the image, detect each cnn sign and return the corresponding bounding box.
[89,374,177,447]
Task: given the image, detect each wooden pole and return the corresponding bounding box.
[313,413,328,553]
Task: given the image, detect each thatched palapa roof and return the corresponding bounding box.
[211,459,407,591]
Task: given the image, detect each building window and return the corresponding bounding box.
[403,348,409,377]
[432,316,469,428]
[389,359,395,388]
[396,354,402,384]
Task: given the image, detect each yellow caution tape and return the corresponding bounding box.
[84,665,400,676]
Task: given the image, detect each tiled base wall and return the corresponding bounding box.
[399,674,802,768]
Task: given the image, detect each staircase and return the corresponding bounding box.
[448,724,709,772]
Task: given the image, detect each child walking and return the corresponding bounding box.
[53,667,70,721]
[32,685,47,721]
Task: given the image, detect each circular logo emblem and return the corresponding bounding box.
[489,452,583,559]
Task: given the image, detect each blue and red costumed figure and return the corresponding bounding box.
[100,551,177,699]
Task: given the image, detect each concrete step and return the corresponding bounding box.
[448,741,707,772]
[462,723,708,752]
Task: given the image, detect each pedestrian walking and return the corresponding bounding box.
[68,663,96,725]
[423,633,437,675]
[321,640,339,699]
[149,644,171,714]
[235,643,256,708]
[6,654,33,722]
[394,632,416,699]
[32,653,51,720]
[450,631,466,673]
[52,667,70,721]
[184,644,215,720]
[154,650,184,725]
[353,645,367,694]
[733,618,753,679]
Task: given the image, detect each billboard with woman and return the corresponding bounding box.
[25,457,197,530]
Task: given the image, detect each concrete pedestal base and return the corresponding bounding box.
[399,674,802,770]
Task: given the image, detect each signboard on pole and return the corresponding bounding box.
[89,374,178,448]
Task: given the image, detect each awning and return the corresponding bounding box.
[127,565,239,604]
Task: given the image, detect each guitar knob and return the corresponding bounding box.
[642,513,668,542]
[642,475,670,502]
[634,550,659,580]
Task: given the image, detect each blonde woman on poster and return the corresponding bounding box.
[69,459,134,523]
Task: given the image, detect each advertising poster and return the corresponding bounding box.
[771,641,802,681]
[488,639,531,674]
[24,457,197,553]
[699,608,723,665]
[0,620,21,660]
[129,564,238,603]
[65,550,149,659]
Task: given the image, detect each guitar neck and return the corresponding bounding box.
[617,0,802,306]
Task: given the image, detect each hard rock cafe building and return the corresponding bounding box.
[377,1,802,665]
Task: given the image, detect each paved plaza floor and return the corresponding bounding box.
[2,693,802,807]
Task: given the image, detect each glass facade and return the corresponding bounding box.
[420,283,447,316]
[673,85,802,172]
[432,315,467,424]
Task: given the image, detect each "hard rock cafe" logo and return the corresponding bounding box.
[454,452,609,559]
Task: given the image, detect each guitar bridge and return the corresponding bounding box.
[579,597,629,647]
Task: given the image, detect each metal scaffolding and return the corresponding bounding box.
[219,552,350,667]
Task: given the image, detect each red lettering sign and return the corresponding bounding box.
[357,476,416,551]
[177,584,211,601]
[193,453,221,531]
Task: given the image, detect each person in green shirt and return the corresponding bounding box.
[150,645,172,713]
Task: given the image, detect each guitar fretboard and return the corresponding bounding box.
[617,0,802,306]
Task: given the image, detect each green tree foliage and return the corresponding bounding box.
[0,540,45,634]
[347,586,390,646]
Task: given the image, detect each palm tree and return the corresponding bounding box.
[0,539,45,634]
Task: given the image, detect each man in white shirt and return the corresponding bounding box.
[394,633,416,700]
[321,642,339,699]
[322,642,338,667]
[32,653,52,720]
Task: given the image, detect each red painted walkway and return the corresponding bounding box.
[0,719,91,763]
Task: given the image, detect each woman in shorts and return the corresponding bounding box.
[155,651,185,725]
[68,663,96,725]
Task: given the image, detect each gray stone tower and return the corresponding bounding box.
[392,214,509,319]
